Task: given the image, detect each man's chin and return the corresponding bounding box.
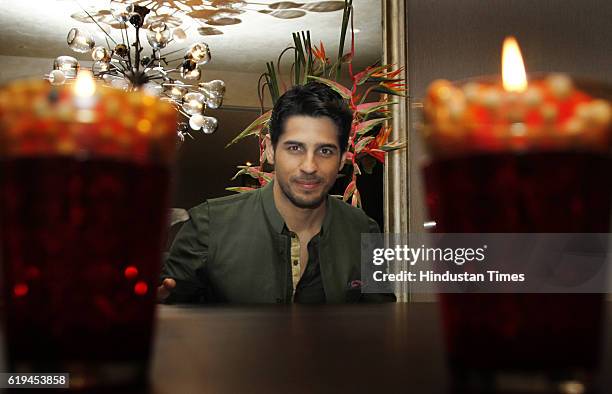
[287,190,326,209]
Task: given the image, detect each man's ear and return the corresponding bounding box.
[264,134,275,165]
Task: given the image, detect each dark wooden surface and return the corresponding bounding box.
[150,303,449,394]
[4,302,612,393]
[151,303,612,393]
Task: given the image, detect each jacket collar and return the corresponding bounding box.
[261,180,333,236]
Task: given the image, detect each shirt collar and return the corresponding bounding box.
[261,180,333,236]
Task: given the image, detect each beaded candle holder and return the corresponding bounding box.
[0,74,177,388]
[421,37,612,393]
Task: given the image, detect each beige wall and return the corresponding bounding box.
[0,55,267,108]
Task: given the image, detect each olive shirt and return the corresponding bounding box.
[161,181,395,304]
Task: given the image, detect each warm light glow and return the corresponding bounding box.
[134,281,148,296]
[137,119,152,134]
[124,266,139,280]
[501,36,527,93]
[74,70,96,97]
[13,283,29,298]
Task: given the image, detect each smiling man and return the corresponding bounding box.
[159,82,395,304]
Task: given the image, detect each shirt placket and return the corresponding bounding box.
[289,231,301,301]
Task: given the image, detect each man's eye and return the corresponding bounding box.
[288,145,301,152]
[320,148,334,156]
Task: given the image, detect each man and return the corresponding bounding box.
[159,82,394,303]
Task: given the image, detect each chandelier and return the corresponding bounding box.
[47,1,226,141]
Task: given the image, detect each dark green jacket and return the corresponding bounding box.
[162,181,395,303]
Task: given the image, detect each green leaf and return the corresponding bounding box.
[292,33,306,84]
[225,110,271,148]
[354,136,374,153]
[265,63,280,102]
[335,0,352,79]
[226,187,257,193]
[379,140,406,152]
[307,76,352,100]
[340,52,353,64]
[366,77,404,84]
[353,65,390,85]
[372,85,407,97]
[355,101,396,116]
[231,166,274,182]
[353,117,389,137]
[343,180,356,202]
[351,188,361,207]
[230,167,249,180]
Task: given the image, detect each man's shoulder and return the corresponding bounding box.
[188,188,261,217]
[208,188,261,207]
[328,196,375,226]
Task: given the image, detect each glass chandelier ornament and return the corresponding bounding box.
[48,3,225,140]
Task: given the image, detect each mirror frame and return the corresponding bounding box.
[382,0,410,301]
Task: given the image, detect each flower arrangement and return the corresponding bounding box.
[225,0,405,207]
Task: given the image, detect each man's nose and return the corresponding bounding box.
[299,152,318,174]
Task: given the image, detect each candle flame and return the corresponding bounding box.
[74,70,96,97]
[502,36,527,92]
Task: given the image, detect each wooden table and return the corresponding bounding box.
[150,303,449,394]
[3,303,612,393]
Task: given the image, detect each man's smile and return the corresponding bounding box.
[293,177,323,191]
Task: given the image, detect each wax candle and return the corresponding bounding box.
[0,73,177,387]
[423,36,611,156]
[421,36,612,393]
[0,72,176,164]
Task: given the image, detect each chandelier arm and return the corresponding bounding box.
[119,25,126,48]
[160,47,187,58]
[124,27,133,70]
[178,109,191,118]
[134,26,143,75]
[109,61,126,72]
[162,82,193,88]
[79,4,118,46]
[110,57,129,73]
[107,65,128,78]
[144,53,158,69]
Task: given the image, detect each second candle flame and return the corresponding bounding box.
[74,70,96,98]
[501,36,527,93]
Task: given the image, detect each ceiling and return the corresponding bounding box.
[0,0,382,74]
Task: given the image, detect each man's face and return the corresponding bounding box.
[266,115,347,209]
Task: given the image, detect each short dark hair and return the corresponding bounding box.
[268,81,353,153]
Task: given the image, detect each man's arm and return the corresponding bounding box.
[159,202,210,303]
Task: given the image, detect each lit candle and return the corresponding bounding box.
[423,37,611,155]
[0,75,178,385]
[0,76,177,162]
[501,36,527,93]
